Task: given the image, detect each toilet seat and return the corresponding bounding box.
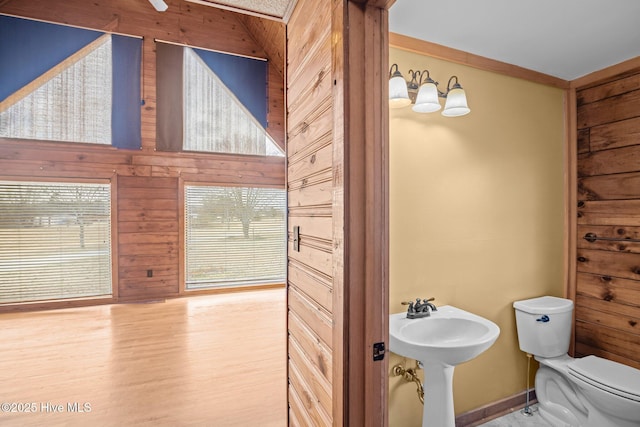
[568,356,640,402]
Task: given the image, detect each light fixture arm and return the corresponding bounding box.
[406,69,421,93]
[445,75,463,94]
[389,63,403,79]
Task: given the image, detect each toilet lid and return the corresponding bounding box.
[568,356,640,402]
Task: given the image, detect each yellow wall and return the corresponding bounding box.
[388,47,566,425]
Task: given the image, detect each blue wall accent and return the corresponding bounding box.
[112,35,142,150]
[194,48,268,128]
[0,15,102,102]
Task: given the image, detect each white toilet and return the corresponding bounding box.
[513,296,640,427]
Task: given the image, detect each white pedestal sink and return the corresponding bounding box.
[389,305,500,427]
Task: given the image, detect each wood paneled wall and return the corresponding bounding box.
[574,69,640,369]
[286,0,334,423]
[287,0,390,425]
[0,0,285,307]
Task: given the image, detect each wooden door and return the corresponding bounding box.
[286,0,391,425]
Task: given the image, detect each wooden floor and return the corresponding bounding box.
[0,288,287,426]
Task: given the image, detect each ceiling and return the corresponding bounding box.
[189,0,640,81]
[186,0,295,20]
[389,0,640,81]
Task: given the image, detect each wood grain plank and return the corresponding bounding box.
[288,242,333,283]
[288,310,333,387]
[288,144,333,184]
[575,295,640,335]
[576,272,640,308]
[287,84,333,140]
[576,248,640,281]
[578,200,640,226]
[288,259,333,313]
[577,128,590,154]
[577,73,640,106]
[578,144,640,177]
[577,89,640,129]
[288,104,333,162]
[288,179,333,208]
[287,36,332,108]
[578,171,640,201]
[118,232,179,245]
[575,320,640,366]
[288,286,332,350]
[288,339,333,425]
[286,0,331,85]
[288,381,317,427]
[118,254,179,268]
[118,221,178,233]
[590,116,640,152]
[288,215,333,242]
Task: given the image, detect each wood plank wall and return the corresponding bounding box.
[287,0,390,424]
[0,0,285,307]
[286,0,335,424]
[575,69,640,369]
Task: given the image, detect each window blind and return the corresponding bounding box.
[0,15,143,149]
[185,185,286,290]
[0,181,112,304]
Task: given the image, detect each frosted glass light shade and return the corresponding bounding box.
[149,0,168,11]
[389,75,411,108]
[412,82,441,113]
[442,88,470,117]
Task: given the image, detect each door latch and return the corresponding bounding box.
[293,225,300,252]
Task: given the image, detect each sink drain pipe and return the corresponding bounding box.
[392,364,424,405]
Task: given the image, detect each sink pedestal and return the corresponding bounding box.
[389,307,501,427]
[421,362,455,427]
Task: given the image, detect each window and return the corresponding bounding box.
[0,180,112,304]
[185,185,286,290]
[183,48,282,156]
[0,15,142,149]
[1,35,113,145]
[156,41,283,156]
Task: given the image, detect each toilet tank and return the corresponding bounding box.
[513,296,574,358]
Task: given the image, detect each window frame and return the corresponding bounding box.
[0,175,117,312]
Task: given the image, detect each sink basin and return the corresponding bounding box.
[389,305,500,427]
[389,305,500,366]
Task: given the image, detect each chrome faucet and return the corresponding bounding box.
[402,297,437,319]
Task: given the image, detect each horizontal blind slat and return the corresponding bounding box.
[185,185,285,290]
[0,180,113,304]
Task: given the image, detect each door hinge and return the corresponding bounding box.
[373,342,386,361]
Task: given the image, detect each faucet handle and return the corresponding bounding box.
[422,297,435,302]
[401,300,416,313]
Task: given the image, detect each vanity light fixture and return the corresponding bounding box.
[389,63,470,117]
